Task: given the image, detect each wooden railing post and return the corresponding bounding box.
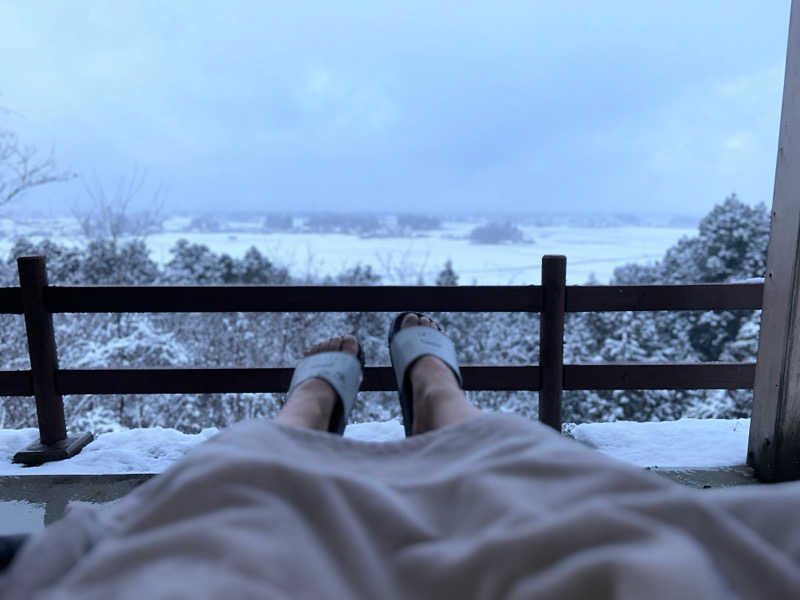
[539,255,566,431]
[18,256,65,444]
[13,256,92,465]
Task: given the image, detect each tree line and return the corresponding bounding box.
[0,194,769,433]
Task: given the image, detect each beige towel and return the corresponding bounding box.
[4,414,800,599]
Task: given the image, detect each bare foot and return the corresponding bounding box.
[400,314,481,434]
[276,335,360,431]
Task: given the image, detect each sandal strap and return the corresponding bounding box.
[390,326,463,395]
[288,352,363,420]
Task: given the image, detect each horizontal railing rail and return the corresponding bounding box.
[0,362,757,396]
[0,255,764,464]
[0,282,763,314]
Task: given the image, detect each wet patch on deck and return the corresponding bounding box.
[648,465,758,488]
[0,474,153,534]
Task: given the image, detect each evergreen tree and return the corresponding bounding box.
[436,260,459,286]
[6,238,84,284]
[164,240,225,284]
[239,247,290,284]
[81,239,159,285]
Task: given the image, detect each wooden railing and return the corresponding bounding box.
[2,255,763,464]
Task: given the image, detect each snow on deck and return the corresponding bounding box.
[571,418,750,468]
[0,418,748,475]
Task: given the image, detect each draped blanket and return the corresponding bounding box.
[4,414,800,599]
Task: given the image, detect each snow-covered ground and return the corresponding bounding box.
[0,417,748,475]
[0,219,695,285]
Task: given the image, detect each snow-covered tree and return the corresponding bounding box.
[81,239,159,285]
[239,246,290,284]
[436,260,459,286]
[164,240,225,284]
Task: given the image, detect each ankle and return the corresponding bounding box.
[410,356,459,397]
[410,390,440,435]
[412,388,474,434]
[410,359,467,434]
[280,378,337,430]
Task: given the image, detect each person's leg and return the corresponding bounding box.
[276,335,359,431]
[401,313,482,435]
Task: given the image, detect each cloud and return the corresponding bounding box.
[304,67,336,98]
[723,134,750,151]
[0,1,791,215]
[290,65,401,154]
[717,65,784,101]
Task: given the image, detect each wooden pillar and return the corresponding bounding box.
[539,255,566,431]
[13,256,92,465]
[748,0,800,482]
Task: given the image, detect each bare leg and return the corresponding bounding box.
[276,335,359,431]
[402,314,482,435]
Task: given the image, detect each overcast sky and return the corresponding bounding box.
[0,1,791,216]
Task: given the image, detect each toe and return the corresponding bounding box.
[420,316,440,331]
[340,335,359,357]
[401,313,420,329]
[303,335,360,358]
[305,341,324,356]
[318,337,335,352]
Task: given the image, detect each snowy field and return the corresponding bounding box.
[0,217,696,285]
[143,224,694,285]
[0,418,749,475]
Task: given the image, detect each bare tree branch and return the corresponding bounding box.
[74,167,164,242]
[0,128,76,206]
